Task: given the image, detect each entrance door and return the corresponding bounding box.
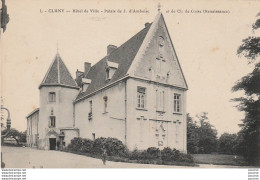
[49,138,56,150]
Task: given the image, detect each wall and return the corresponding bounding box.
[38,86,78,150]
[75,81,126,143]
[126,78,187,152]
[26,110,39,147]
[61,129,79,147]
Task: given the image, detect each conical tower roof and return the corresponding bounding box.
[39,53,79,89]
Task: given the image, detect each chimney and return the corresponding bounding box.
[84,62,91,76]
[107,44,117,55]
[145,22,150,28]
[76,69,84,79]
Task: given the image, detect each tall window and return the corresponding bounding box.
[106,68,110,80]
[174,94,181,113]
[156,90,165,111]
[137,87,146,109]
[49,92,56,102]
[103,96,108,113]
[89,100,92,113]
[50,116,56,127]
[88,100,93,120]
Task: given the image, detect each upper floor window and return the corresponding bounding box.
[174,94,181,113]
[89,100,92,113]
[50,116,56,127]
[137,87,146,109]
[103,96,108,113]
[49,92,56,102]
[156,90,165,111]
[88,100,93,120]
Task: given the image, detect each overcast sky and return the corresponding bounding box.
[1,0,259,136]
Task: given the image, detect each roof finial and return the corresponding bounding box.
[157,3,161,12]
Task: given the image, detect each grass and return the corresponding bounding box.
[192,154,248,166]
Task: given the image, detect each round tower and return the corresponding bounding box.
[38,53,79,150]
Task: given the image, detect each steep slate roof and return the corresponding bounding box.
[39,53,79,89]
[26,108,39,119]
[75,23,152,102]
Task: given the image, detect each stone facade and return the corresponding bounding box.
[26,12,188,152]
[26,108,39,147]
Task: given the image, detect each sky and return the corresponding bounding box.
[1,0,259,136]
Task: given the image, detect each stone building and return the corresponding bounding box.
[26,12,188,152]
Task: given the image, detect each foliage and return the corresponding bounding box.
[232,12,260,165]
[187,113,218,154]
[67,138,194,165]
[146,147,160,159]
[187,114,200,153]
[67,137,93,153]
[218,133,238,154]
[92,137,106,155]
[102,137,127,157]
[161,147,194,163]
[1,128,26,144]
[68,137,126,157]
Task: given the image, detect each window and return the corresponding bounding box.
[137,87,146,109]
[156,90,165,111]
[174,94,181,113]
[106,68,110,80]
[50,116,56,127]
[89,100,92,113]
[49,92,56,102]
[103,96,108,113]
[88,100,93,120]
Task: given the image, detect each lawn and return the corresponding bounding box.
[192,154,247,166]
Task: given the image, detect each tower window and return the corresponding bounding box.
[49,92,56,102]
[50,116,56,127]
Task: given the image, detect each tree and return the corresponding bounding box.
[187,112,218,154]
[187,114,199,153]
[1,128,25,145]
[196,112,218,154]
[218,133,238,154]
[232,13,260,165]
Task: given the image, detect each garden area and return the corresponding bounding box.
[64,137,197,167]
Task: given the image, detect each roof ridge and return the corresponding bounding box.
[75,21,152,102]
[84,23,152,73]
[57,54,61,84]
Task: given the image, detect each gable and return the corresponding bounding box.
[127,13,188,89]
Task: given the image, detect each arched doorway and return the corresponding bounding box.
[47,131,59,150]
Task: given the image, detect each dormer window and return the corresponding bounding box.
[106,67,110,80]
[105,61,118,81]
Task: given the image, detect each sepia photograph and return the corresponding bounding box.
[0,0,259,178]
